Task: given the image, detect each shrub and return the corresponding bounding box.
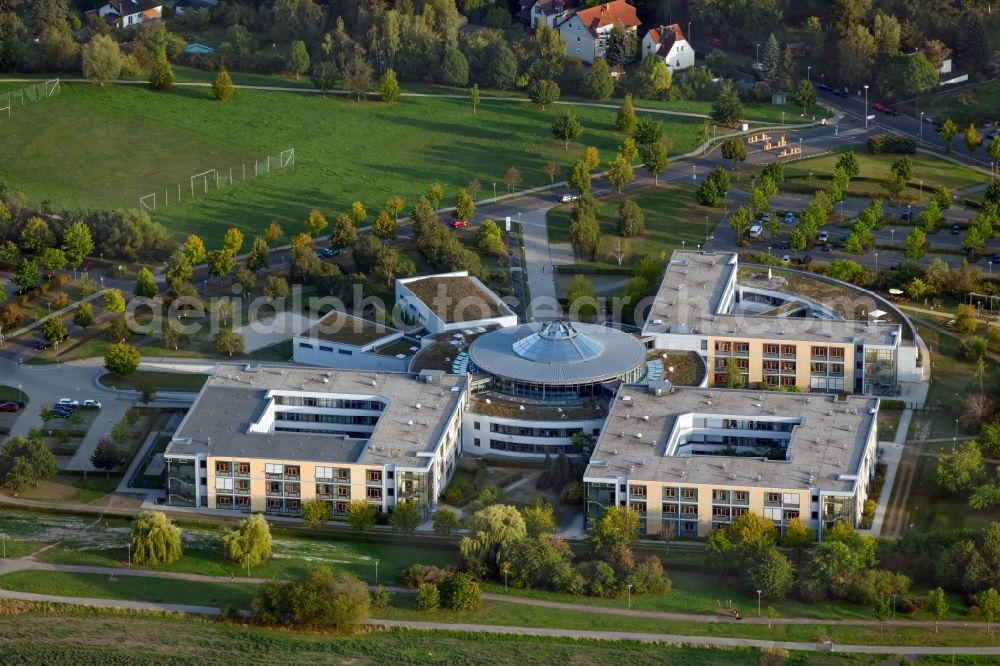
[438,572,480,610]
[401,563,450,588]
[416,583,440,610]
[578,560,619,598]
[370,585,389,610]
[628,555,672,594]
[867,134,916,154]
[897,596,917,614]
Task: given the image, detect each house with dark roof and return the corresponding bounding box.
[642,23,695,73]
[98,0,162,28]
[557,0,640,64]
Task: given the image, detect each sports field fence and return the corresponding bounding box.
[0,79,61,119]
[138,148,295,212]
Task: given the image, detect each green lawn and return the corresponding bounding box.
[547,184,717,269]
[0,615,850,666]
[98,370,209,392]
[0,385,28,404]
[0,83,702,248]
[7,476,119,504]
[921,80,1000,127]
[777,148,986,199]
[0,570,256,608]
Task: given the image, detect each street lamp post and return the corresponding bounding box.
[493,182,497,200]
[768,246,772,256]
[954,418,960,442]
[688,22,691,44]
[807,66,811,83]
[756,42,760,68]
[874,252,879,272]
[627,583,633,609]
[863,85,869,130]
[908,204,912,219]
[920,112,924,144]
[375,559,380,586]
[757,589,762,616]
[127,541,131,568]
[692,165,696,182]
[17,384,22,403]
[890,228,895,243]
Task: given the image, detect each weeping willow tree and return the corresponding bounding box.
[130,510,183,566]
[223,513,273,568]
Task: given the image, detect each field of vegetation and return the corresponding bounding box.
[0,83,702,247]
[547,184,715,270]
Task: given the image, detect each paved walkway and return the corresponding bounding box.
[0,580,995,656]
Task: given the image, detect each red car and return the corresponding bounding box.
[449,219,469,229]
[0,402,20,412]
[872,103,886,112]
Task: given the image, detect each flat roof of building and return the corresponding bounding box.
[402,275,504,323]
[642,251,900,346]
[166,363,466,468]
[301,311,398,346]
[469,321,647,385]
[584,385,878,494]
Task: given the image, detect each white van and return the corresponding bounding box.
[749,225,763,239]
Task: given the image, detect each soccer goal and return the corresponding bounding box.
[280,148,295,168]
[191,169,216,197]
[139,193,157,212]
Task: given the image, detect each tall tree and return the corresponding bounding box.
[616,93,636,133]
[965,123,983,158]
[134,267,157,298]
[61,221,94,268]
[583,58,613,100]
[223,513,272,567]
[606,154,634,194]
[761,33,781,86]
[711,82,743,125]
[329,215,357,250]
[551,109,582,149]
[939,119,958,154]
[838,25,876,89]
[82,34,122,87]
[643,140,669,186]
[212,68,234,102]
[288,40,310,80]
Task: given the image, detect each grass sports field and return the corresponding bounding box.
[0,82,702,247]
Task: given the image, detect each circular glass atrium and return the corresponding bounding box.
[468,321,647,399]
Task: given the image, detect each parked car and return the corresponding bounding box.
[781,254,791,263]
[890,262,902,270]
[992,254,1000,265]
[49,411,70,419]
[952,224,961,235]
[560,193,580,204]
[0,402,19,412]
[83,399,102,409]
[35,340,53,351]
[986,129,998,140]
[883,106,900,117]
[449,219,469,229]
[794,255,813,265]
[817,83,832,92]
[760,212,772,222]
[833,89,848,98]
[817,231,829,242]
[777,240,790,250]
[900,211,912,221]
[822,243,833,252]
[57,398,79,408]
[872,103,887,112]
[840,232,850,242]
[783,212,795,224]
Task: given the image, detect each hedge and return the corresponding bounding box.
[867,134,916,154]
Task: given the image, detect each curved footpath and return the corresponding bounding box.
[0,558,992,632]
[0,585,995,656]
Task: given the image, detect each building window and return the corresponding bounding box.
[236,463,250,476]
[474,437,481,446]
[630,485,647,498]
[264,463,284,476]
[216,477,233,491]
[338,349,352,355]
[366,487,381,499]
[474,421,481,430]
[766,492,782,505]
[316,466,333,480]
[215,462,231,475]
[367,470,382,483]
[680,488,697,500]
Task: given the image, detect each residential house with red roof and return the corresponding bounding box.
[557,0,641,64]
[642,23,695,73]
[517,0,578,29]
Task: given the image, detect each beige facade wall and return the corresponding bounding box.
[205,458,388,514]
[625,480,810,538]
[706,336,856,391]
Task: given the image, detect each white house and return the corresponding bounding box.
[642,24,695,73]
[97,0,162,28]
[558,0,640,65]
[522,0,578,29]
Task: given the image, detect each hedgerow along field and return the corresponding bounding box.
[0,83,703,248]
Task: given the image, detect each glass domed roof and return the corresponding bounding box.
[511,321,605,364]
